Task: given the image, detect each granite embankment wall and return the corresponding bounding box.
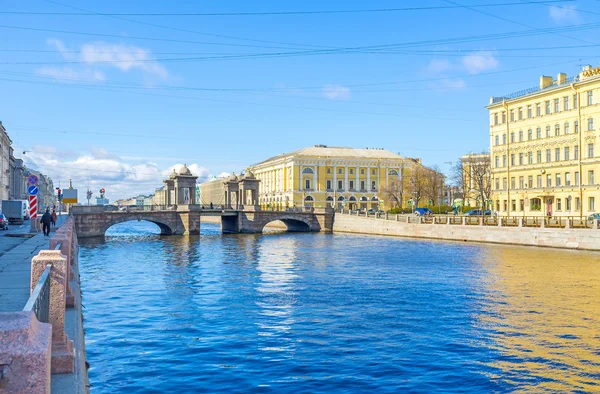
[332,214,600,251]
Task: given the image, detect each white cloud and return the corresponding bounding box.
[38,39,169,82]
[427,58,454,73]
[18,146,227,201]
[461,51,499,74]
[35,66,106,82]
[441,78,467,90]
[216,172,231,178]
[549,5,580,24]
[323,84,351,100]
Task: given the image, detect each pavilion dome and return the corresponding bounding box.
[168,169,177,179]
[179,164,193,176]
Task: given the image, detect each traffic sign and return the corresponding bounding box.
[27,175,39,185]
[28,185,39,195]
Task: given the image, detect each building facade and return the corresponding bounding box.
[0,121,12,201]
[246,145,417,211]
[460,153,491,209]
[488,65,600,217]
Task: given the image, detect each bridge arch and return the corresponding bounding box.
[256,215,314,233]
[101,214,176,236]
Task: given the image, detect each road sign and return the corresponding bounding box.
[28,185,39,195]
[407,200,412,206]
[27,175,39,185]
[29,195,38,219]
[62,189,78,204]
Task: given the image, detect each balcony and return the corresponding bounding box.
[359,189,367,193]
[326,188,334,192]
[302,188,315,192]
[336,189,345,193]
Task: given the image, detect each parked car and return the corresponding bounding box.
[414,208,433,216]
[465,209,491,216]
[0,214,9,230]
[588,213,600,222]
[366,208,377,215]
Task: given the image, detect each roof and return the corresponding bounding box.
[252,145,404,166]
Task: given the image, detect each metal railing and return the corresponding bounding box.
[23,264,51,323]
[491,75,579,104]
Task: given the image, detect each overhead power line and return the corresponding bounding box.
[0,1,573,16]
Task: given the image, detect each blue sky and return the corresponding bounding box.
[1,0,598,200]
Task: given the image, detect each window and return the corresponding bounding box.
[504,200,508,211]
[327,168,331,174]
[519,176,524,189]
[495,178,500,190]
[565,172,571,186]
[360,169,364,175]
[555,124,560,136]
[496,200,500,211]
[349,169,354,175]
[565,122,570,134]
[546,126,551,138]
[338,180,343,189]
[519,153,524,165]
[527,105,532,118]
[503,155,507,167]
[511,154,515,166]
[566,197,571,211]
[588,90,593,106]
[537,127,542,139]
[546,149,552,162]
[528,151,533,164]
[575,121,579,133]
[495,156,499,168]
[565,147,570,161]
[302,167,314,174]
[554,98,560,112]
[510,110,515,122]
[494,135,499,145]
[589,118,594,131]
[575,171,580,186]
[589,143,594,158]
[537,150,542,163]
[537,175,542,188]
[520,199,525,211]
[503,178,507,190]
[547,174,552,187]
[536,103,541,116]
[589,197,595,211]
[576,197,581,211]
[511,200,516,212]
[349,180,354,189]
[360,180,365,190]
[556,173,561,187]
[494,113,498,125]
[305,179,311,189]
[326,180,332,189]
[528,129,533,140]
[555,148,560,162]
[502,111,506,123]
[545,100,551,114]
[531,198,542,211]
[528,175,533,188]
[502,134,507,144]
[557,199,562,211]
[574,93,578,108]
[564,96,569,110]
[510,132,515,143]
[519,130,523,142]
[511,177,516,189]
[372,169,376,175]
[575,145,579,160]
[371,180,376,190]
[338,168,342,174]
[589,170,595,185]
[518,107,523,120]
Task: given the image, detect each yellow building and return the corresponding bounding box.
[248,145,417,211]
[488,65,600,217]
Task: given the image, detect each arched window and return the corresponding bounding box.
[302,168,314,174]
[337,196,345,201]
[304,196,314,201]
[388,169,399,176]
[326,196,334,201]
[349,196,357,201]
[371,196,379,201]
[360,196,368,201]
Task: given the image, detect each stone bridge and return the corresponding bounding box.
[70,205,334,238]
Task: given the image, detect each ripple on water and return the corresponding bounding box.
[79,221,600,393]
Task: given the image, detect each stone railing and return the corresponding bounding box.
[339,211,600,229]
[0,217,79,393]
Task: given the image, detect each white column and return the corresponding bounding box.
[299,166,302,190]
[333,165,337,190]
[345,165,349,191]
[356,166,359,191]
[367,165,371,191]
[314,165,317,191]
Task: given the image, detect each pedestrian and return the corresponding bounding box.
[51,209,57,227]
[41,208,52,236]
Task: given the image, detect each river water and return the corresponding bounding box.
[79,221,600,393]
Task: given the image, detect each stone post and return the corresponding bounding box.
[479,217,483,226]
[462,217,466,226]
[565,217,570,229]
[594,219,598,229]
[518,218,523,227]
[30,251,74,374]
[396,214,399,221]
[0,311,51,394]
[498,217,503,227]
[385,213,389,220]
[49,234,74,308]
[540,217,545,228]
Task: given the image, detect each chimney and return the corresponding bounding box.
[583,65,592,72]
[557,73,567,85]
[540,76,553,89]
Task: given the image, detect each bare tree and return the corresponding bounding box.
[449,161,465,200]
[410,165,429,207]
[425,165,446,208]
[382,173,406,209]
[468,156,492,208]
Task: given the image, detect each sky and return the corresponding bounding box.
[1,0,599,201]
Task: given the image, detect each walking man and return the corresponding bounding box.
[41,208,52,236]
[51,209,57,227]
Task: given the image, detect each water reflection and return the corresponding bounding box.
[481,246,600,392]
